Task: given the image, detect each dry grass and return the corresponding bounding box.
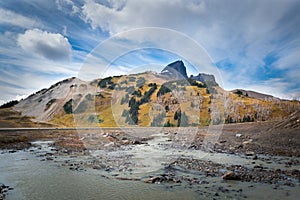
[0,108,54,128]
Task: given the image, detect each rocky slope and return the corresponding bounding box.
[274,110,300,129]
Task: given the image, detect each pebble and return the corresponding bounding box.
[0,183,13,200]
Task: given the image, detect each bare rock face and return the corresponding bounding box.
[222,171,241,180]
[190,73,218,86]
[161,60,188,80]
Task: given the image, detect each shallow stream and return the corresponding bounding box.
[1,133,299,199]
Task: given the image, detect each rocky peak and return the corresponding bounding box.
[190,73,218,86]
[161,60,188,79]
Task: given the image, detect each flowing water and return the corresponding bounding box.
[0,150,199,200]
[1,133,299,200]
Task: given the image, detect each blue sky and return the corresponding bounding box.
[0,0,300,104]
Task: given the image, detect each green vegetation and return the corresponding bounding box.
[243,115,254,122]
[98,77,114,88]
[120,80,128,84]
[108,84,116,90]
[85,94,94,101]
[74,101,88,114]
[0,100,19,109]
[125,83,158,125]
[63,99,74,114]
[128,76,136,82]
[178,111,189,126]
[165,105,169,112]
[186,78,206,88]
[122,109,129,117]
[140,83,157,104]
[128,97,139,124]
[174,109,189,126]
[87,115,104,123]
[71,94,94,114]
[125,86,135,94]
[157,79,206,97]
[96,93,104,98]
[157,84,172,96]
[136,77,146,88]
[44,99,56,111]
[132,90,142,97]
[234,90,243,97]
[121,94,130,105]
[174,109,180,120]
[163,120,175,127]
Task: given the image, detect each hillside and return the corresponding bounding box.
[1,61,299,128]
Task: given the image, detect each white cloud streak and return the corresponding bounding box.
[0,7,40,28]
[82,0,206,34]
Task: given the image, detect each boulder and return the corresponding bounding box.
[222,171,241,180]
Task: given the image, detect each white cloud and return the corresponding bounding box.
[78,28,219,84]
[82,0,206,34]
[1,0,299,101]
[274,47,300,70]
[80,0,298,73]
[18,29,72,61]
[101,65,131,77]
[0,8,40,28]
[55,0,80,15]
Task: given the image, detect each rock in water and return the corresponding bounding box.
[0,183,13,200]
[222,171,241,180]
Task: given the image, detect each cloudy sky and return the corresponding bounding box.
[1,0,300,104]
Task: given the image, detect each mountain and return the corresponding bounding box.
[13,77,94,122]
[161,60,188,79]
[231,89,278,100]
[190,73,218,86]
[0,61,299,127]
[160,60,218,86]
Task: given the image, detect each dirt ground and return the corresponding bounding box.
[211,122,300,157]
[0,121,299,157]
